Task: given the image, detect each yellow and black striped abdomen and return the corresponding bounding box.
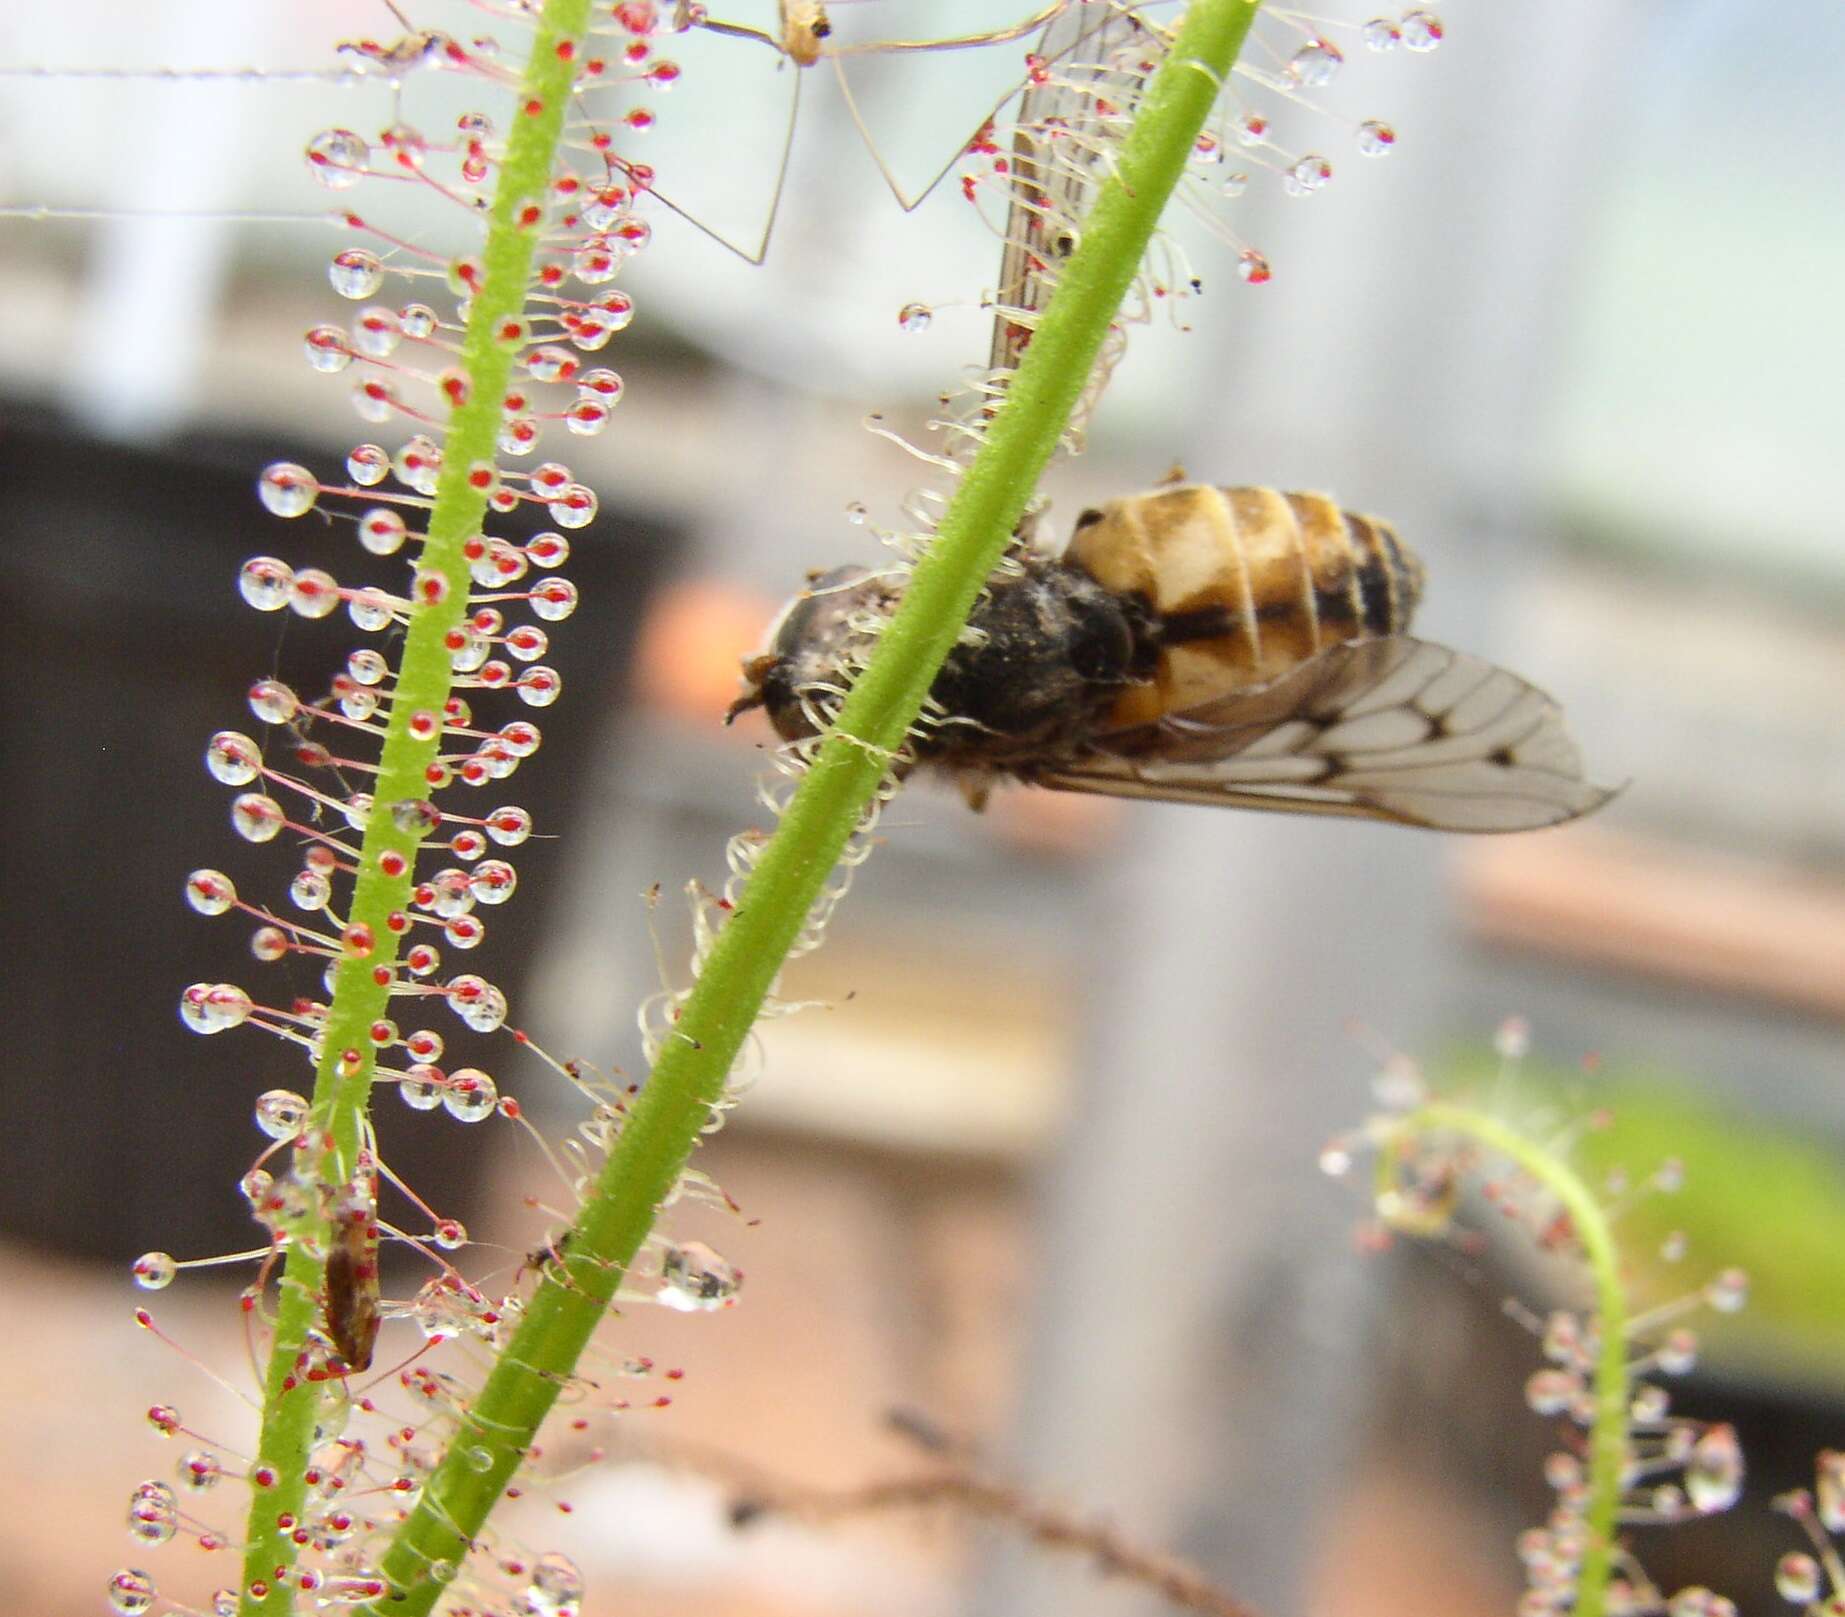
[1062,483,1424,729]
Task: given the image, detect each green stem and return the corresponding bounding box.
[364,3,1261,1611]
[1387,1102,1629,1617]
[234,4,591,1612]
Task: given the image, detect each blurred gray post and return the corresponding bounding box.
[972,3,1639,1612]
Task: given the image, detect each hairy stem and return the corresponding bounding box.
[364,2,1262,1612]
[235,3,592,1611]
[1388,1102,1629,1617]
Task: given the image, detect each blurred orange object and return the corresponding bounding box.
[634,577,779,728]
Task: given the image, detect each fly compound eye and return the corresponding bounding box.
[811,17,831,37]
[1072,508,1106,531]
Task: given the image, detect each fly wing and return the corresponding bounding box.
[1027,637,1617,831]
[988,3,1158,427]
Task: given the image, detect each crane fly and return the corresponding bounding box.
[646,0,1171,264]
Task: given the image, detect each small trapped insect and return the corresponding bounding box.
[517,1229,575,1287]
[320,1167,382,1374]
[727,482,1614,831]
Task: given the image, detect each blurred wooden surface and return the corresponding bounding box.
[1457,829,1845,1019]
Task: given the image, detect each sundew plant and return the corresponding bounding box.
[90,2,1844,1616]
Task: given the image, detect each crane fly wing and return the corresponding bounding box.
[990,3,1153,383]
[1028,637,1617,832]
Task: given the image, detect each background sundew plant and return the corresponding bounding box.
[2,2,1842,1617]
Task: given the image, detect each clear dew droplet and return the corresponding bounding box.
[531,578,579,622]
[346,443,389,485]
[238,556,295,612]
[598,290,636,332]
[1524,1367,1580,1416]
[306,128,369,189]
[254,1089,310,1141]
[231,793,286,843]
[1657,1328,1698,1375]
[348,589,397,633]
[382,121,429,170]
[446,974,509,1033]
[357,507,409,557]
[1401,9,1444,50]
[1684,1425,1744,1514]
[398,301,438,340]
[186,869,236,916]
[352,377,398,423]
[178,1449,222,1491]
[1221,171,1248,198]
[179,982,254,1034]
[107,1569,157,1616]
[399,1066,446,1111]
[1237,249,1272,285]
[304,326,352,374]
[896,301,932,333]
[132,1252,177,1291]
[1631,1382,1670,1423]
[485,806,533,846]
[1705,1268,1748,1313]
[1357,120,1397,157]
[1289,38,1343,87]
[423,869,473,921]
[329,248,385,300]
[258,462,318,518]
[525,344,578,384]
[126,1479,179,1546]
[349,648,390,686]
[657,1240,741,1311]
[516,666,562,708]
[1542,1451,1582,1493]
[468,860,517,905]
[549,484,599,529]
[247,679,298,726]
[1363,16,1401,49]
[442,1069,499,1123]
[529,1550,586,1609]
[1774,1553,1821,1605]
[206,731,262,786]
[566,398,611,436]
[352,305,403,359]
[290,568,342,619]
[321,1574,389,1605]
[1812,1449,1845,1531]
[1284,155,1333,196]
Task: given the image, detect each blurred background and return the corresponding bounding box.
[2,1,1842,1614]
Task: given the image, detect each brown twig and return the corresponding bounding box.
[730,1466,1263,1617]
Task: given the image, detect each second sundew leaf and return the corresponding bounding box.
[233,3,595,1614]
[362,4,1264,1612]
[1369,1095,1752,1617]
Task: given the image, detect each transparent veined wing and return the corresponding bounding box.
[986,2,1166,434]
[1027,636,1618,831]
